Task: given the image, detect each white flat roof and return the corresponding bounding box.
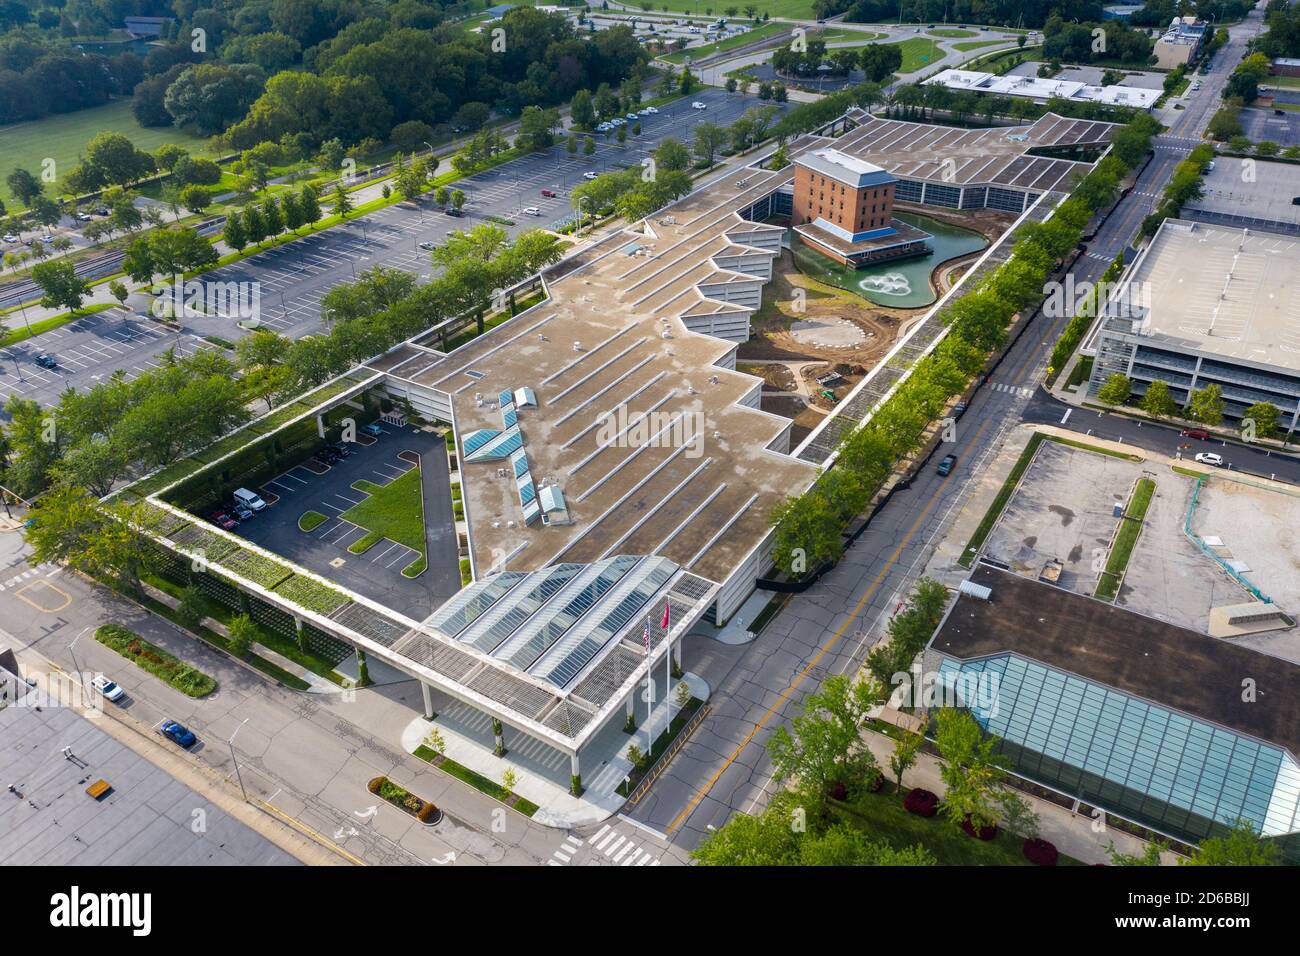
[924,69,1160,109]
[1121,220,1300,374]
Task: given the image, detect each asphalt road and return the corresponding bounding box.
[0,88,784,410]
[625,3,1273,851]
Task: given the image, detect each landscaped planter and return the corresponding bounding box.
[960,816,999,840]
[904,788,938,817]
[368,776,442,826]
[1023,838,1059,866]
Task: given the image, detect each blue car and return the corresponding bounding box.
[361,422,384,437]
[159,719,197,748]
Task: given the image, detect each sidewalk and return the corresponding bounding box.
[861,729,1181,865]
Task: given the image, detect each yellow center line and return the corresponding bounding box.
[665,420,992,836]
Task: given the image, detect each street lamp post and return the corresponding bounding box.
[68,625,92,691]
[228,718,250,802]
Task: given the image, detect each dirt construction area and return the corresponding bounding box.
[984,440,1149,595]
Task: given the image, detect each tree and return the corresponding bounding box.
[223,213,248,255]
[1182,819,1279,866]
[332,184,353,219]
[570,89,596,129]
[222,614,256,658]
[23,486,154,597]
[149,227,218,275]
[175,584,208,629]
[298,185,322,227]
[933,709,1033,836]
[766,674,883,800]
[1242,401,1279,440]
[390,119,435,153]
[6,167,43,207]
[1140,379,1177,417]
[1186,384,1225,427]
[31,260,88,312]
[889,731,923,800]
[1097,372,1131,406]
[692,122,727,168]
[179,185,211,215]
[108,280,128,308]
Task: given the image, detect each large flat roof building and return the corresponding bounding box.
[1087,219,1300,428]
[928,565,1300,855]
[120,111,1115,785]
[925,68,1161,111]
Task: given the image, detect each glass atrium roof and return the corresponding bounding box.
[939,655,1300,841]
[423,555,680,691]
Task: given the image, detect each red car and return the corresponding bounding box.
[540,189,558,198]
[208,509,238,530]
[1181,428,1211,441]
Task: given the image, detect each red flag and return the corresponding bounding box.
[661,601,671,630]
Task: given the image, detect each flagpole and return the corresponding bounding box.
[645,614,653,754]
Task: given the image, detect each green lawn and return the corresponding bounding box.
[832,782,1082,866]
[954,38,1010,53]
[0,98,210,208]
[894,36,945,72]
[1265,75,1300,91]
[929,28,976,38]
[1095,477,1156,602]
[625,0,818,18]
[661,20,790,63]
[340,468,426,574]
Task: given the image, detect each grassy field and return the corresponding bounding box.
[954,38,1010,53]
[895,36,945,72]
[661,20,789,63]
[341,468,426,572]
[833,782,1082,866]
[620,0,818,18]
[929,28,976,37]
[0,98,210,207]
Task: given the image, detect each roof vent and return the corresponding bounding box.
[709,375,719,385]
[573,341,583,352]
[958,580,992,601]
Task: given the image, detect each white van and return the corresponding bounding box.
[233,487,267,511]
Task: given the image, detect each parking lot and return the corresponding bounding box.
[6,88,786,405]
[1184,156,1300,234]
[0,307,217,406]
[1240,105,1300,148]
[222,424,461,619]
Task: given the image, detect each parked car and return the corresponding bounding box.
[75,212,93,222]
[34,353,57,370]
[317,447,341,464]
[418,240,436,251]
[2,233,18,243]
[643,106,658,114]
[1194,452,1225,467]
[637,107,652,116]
[691,101,708,110]
[523,206,541,216]
[444,207,463,217]
[936,453,957,476]
[94,206,110,215]
[1293,196,1300,206]
[540,188,558,198]
[228,502,255,521]
[952,401,968,420]
[1181,428,1210,440]
[91,675,125,703]
[159,720,197,748]
[625,112,639,121]
[232,487,267,512]
[324,442,351,459]
[583,171,599,180]
[362,422,385,437]
[208,509,238,530]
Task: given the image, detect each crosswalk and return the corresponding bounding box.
[0,563,60,592]
[547,822,662,866]
[989,381,1035,398]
